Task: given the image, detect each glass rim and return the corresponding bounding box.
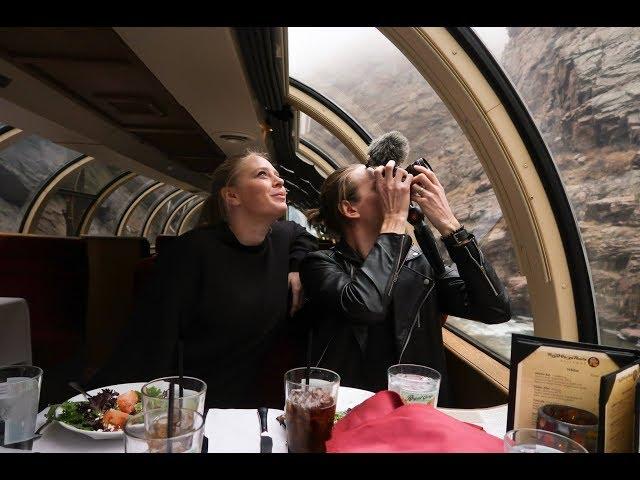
[0,365,43,384]
[504,428,589,453]
[388,363,441,378]
[284,367,340,386]
[141,376,208,399]
[537,404,598,427]
[123,407,204,441]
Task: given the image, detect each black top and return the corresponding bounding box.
[91,220,316,408]
[363,306,397,392]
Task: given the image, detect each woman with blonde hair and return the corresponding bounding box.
[92,150,316,408]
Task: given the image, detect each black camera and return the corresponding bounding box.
[406,158,434,225]
[406,157,434,176]
[375,157,433,178]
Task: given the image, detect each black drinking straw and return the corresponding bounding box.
[167,380,175,453]
[305,329,313,388]
[178,339,184,400]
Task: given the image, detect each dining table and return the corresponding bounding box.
[4,386,508,453]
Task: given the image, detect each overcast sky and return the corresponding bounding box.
[472,27,510,59]
[288,27,510,75]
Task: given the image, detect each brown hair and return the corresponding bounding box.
[198,149,271,227]
[306,164,361,237]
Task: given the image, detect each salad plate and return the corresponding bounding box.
[53,382,146,440]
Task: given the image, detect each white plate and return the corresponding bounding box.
[336,386,375,413]
[56,382,146,440]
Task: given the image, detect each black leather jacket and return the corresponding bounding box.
[299,231,510,406]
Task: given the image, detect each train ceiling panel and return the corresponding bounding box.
[114,28,266,159]
[0,28,225,174]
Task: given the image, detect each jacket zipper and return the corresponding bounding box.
[386,235,407,297]
[398,282,435,363]
[315,334,335,367]
[464,244,499,296]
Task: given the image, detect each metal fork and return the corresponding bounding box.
[32,404,59,440]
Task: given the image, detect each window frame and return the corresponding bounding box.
[116,181,163,236]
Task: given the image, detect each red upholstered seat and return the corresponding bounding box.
[0,234,88,369]
[154,234,178,256]
[133,255,157,298]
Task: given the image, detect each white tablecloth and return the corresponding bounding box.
[16,388,507,453]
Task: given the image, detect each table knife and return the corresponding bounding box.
[257,407,272,453]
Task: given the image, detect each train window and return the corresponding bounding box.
[88,175,156,236]
[0,134,81,233]
[179,201,204,234]
[287,204,318,237]
[165,195,203,236]
[145,191,191,246]
[32,162,125,236]
[298,112,354,167]
[474,27,640,350]
[289,27,534,361]
[122,184,175,237]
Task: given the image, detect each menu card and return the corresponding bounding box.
[507,334,640,453]
[599,360,640,452]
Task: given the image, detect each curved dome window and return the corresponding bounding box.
[0,133,81,233]
[289,27,534,361]
[88,175,156,236]
[287,204,317,237]
[145,190,191,246]
[33,162,125,236]
[475,27,640,350]
[179,201,204,235]
[165,195,203,235]
[299,112,354,167]
[122,184,175,237]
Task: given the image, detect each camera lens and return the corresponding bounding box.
[406,158,433,176]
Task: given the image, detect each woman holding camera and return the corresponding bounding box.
[300,160,510,405]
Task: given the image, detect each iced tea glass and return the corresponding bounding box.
[284,367,340,453]
[388,364,441,406]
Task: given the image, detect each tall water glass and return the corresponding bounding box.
[0,365,42,450]
[141,376,207,417]
[124,407,204,453]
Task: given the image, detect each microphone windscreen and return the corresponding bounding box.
[367,131,410,167]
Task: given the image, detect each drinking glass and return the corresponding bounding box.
[284,367,340,453]
[0,365,42,450]
[124,407,204,453]
[504,428,588,453]
[536,404,598,453]
[388,364,441,406]
[141,376,207,417]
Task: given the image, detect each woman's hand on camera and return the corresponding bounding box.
[410,165,461,236]
[375,160,412,234]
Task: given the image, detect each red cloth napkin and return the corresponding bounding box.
[326,391,503,453]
